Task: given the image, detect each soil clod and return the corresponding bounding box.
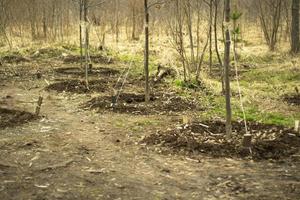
[45,79,110,94]
[283,93,300,106]
[83,93,200,115]
[62,54,113,64]
[54,67,120,77]
[142,121,300,160]
[0,108,37,129]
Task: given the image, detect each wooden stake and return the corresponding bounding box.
[35,96,43,116]
[242,134,252,148]
[240,133,252,157]
[295,120,299,132]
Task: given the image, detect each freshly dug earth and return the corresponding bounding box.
[1,55,30,63]
[283,93,300,106]
[54,67,120,77]
[62,54,113,64]
[83,93,200,115]
[45,79,110,94]
[0,108,37,128]
[142,121,300,160]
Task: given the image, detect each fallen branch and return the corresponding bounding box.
[154,64,174,83]
[35,96,43,116]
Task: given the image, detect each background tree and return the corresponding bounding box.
[291,0,300,54]
[257,0,283,51]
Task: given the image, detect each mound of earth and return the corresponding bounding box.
[83,93,201,115]
[62,54,113,64]
[141,121,300,160]
[283,93,300,106]
[1,54,30,63]
[55,67,120,77]
[0,108,37,129]
[45,79,110,94]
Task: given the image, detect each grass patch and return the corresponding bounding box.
[197,94,297,127]
[234,106,297,127]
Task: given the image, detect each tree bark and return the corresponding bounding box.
[144,0,150,103]
[79,0,83,68]
[291,0,300,53]
[224,0,232,136]
[83,0,89,89]
[214,0,224,92]
[209,0,213,73]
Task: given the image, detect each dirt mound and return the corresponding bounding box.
[45,79,109,94]
[83,93,200,115]
[1,54,30,63]
[63,54,113,64]
[0,108,37,128]
[141,121,300,160]
[55,67,120,77]
[283,93,300,106]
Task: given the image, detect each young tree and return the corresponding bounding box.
[144,0,165,102]
[291,0,300,54]
[224,0,232,135]
[83,0,89,88]
[144,0,150,102]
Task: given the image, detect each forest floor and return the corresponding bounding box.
[0,45,299,200]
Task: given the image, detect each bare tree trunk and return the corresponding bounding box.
[132,6,136,40]
[214,0,225,92]
[224,0,232,136]
[115,0,120,43]
[209,0,213,73]
[196,32,209,82]
[144,0,150,102]
[258,0,283,51]
[28,0,37,40]
[291,0,300,53]
[42,7,47,40]
[184,0,196,71]
[83,0,89,89]
[79,0,83,69]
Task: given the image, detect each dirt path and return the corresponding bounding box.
[0,75,299,199]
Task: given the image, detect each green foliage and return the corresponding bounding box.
[232,27,241,35]
[235,106,297,127]
[231,11,243,21]
[174,79,200,89]
[242,68,300,85]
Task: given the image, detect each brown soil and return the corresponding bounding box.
[45,79,110,94]
[54,67,120,77]
[1,55,31,63]
[283,93,300,106]
[83,92,200,115]
[142,121,300,160]
[0,108,37,129]
[63,54,113,64]
[1,62,300,200]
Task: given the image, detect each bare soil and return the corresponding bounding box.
[54,67,120,77]
[45,79,110,94]
[1,54,31,64]
[0,62,299,200]
[83,92,201,115]
[283,93,300,106]
[0,108,37,129]
[142,121,300,160]
[63,54,113,64]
